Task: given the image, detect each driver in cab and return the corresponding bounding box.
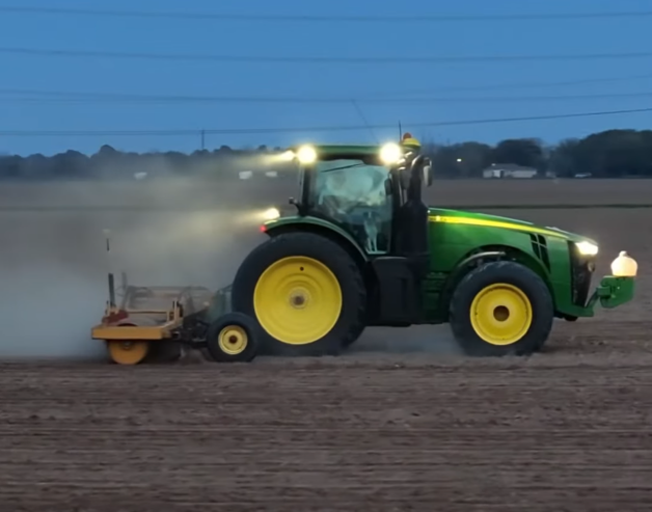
[317,162,387,217]
[316,161,389,252]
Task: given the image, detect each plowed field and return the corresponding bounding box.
[2,180,652,510]
[3,335,652,511]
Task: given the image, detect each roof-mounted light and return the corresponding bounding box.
[296,145,317,164]
[380,142,402,164]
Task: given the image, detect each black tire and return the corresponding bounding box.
[231,232,367,356]
[449,261,554,357]
[343,324,366,347]
[205,312,260,363]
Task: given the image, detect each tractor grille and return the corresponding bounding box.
[568,241,596,307]
[529,234,551,270]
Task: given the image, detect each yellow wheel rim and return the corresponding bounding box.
[470,283,533,346]
[107,340,149,365]
[253,256,343,345]
[217,325,248,355]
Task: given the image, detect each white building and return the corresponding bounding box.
[482,163,538,179]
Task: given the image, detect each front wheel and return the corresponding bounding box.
[449,261,554,357]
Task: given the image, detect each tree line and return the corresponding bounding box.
[1,128,651,180]
[425,129,652,178]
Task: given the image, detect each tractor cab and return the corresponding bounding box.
[284,134,433,260]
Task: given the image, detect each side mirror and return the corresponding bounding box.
[288,196,303,215]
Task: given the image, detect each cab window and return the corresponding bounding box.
[310,159,392,253]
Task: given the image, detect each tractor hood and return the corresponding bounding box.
[428,208,596,245]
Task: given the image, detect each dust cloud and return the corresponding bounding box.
[0,174,271,361]
[351,325,463,355]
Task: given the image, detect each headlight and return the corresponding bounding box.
[296,145,317,164]
[379,142,402,164]
[261,207,280,220]
[576,241,598,256]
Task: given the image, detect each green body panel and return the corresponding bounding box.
[423,207,593,322]
[263,215,369,261]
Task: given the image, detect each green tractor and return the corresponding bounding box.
[230,135,637,357]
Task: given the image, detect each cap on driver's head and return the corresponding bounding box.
[401,132,421,147]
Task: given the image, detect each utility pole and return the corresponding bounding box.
[200,129,205,150]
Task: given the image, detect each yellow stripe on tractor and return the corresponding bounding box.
[429,215,570,239]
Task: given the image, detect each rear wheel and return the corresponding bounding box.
[231,232,366,356]
[343,324,366,347]
[450,261,554,356]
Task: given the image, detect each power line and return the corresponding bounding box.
[2,89,652,105]
[1,46,652,64]
[3,73,652,103]
[2,6,652,22]
[0,106,650,137]
[381,73,652,96]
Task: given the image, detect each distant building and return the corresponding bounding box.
[482,163,538,179]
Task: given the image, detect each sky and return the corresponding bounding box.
[1,0,652,155]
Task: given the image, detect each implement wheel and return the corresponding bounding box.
[231,232,367,356]
[450,261,554,357]
[107,340,150,365]
[205,312,259,362]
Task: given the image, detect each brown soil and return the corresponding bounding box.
[2,319,652,511]
[1,357,651,512]
[3,177,652,209]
